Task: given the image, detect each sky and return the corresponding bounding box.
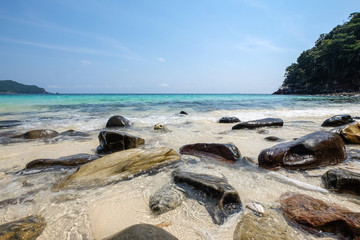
[0,0,359,94]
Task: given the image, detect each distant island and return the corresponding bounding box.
[0,80,50,94]
[274,12,360,95]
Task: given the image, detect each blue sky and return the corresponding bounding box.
[0,0,358,93]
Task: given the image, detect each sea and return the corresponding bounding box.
[1,94,360,239]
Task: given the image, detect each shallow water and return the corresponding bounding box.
[1,94,360,239]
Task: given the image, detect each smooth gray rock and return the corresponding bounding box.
[149,184,183,215]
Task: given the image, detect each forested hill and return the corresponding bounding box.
[274,12,360,94]
[0,80,49,94]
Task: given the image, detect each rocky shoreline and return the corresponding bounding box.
[1,114,360,239]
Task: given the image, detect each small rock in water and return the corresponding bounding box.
[321,114,354,127]
[97,130,145,154]
[218,117,240,123]
[257,129,269,134]
[322,168,360,195]
[232,118,284,130]
[264,136,281,142]
[102,224,178,240]
[149,184,183,215]
[60,129,90,137]
[13,129,59,139]
[0,215,46,240]
[179,111,188,115]
[154,123,170,132]
[106,115,131,128]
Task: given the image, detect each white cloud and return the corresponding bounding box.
[81,60,92,66]
[159,83,169,87]
[157,57,165,62]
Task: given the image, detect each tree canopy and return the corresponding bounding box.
[275,12,360,94]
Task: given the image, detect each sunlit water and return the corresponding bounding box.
[1,94,360,239]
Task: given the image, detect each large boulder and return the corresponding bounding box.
[218,117,240,123]
[321,114,354,127]
[25,153,99,169]
[172,170,242,225]
[102,224,178,240]
[179,143,241,163]
[97,131,145,154]
[232,118,283,130]
[258,131,346,170]
[322,169,360,195]
[332,122,360,144]
[0,215,46,240]
[54,148,181,190]
[280,192,360,239]
[106,115,131,128]
[149,184,183,215]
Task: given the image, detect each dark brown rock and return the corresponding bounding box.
[103,224,178,240]
[258,131,346,170]
[232,118,283,130]
[322,169,360,195]
[179,143,241,163]
[332,122,360,144]
[172,170,242,224]
[280,192,360,239]
[25,153,99,169]
[321,114,354,127]
[218,117,240,123]
[0,215,46,240]
[265,136,281,142]
[97,131,145,154]
[179,111,188,115]
[106,115,131,128]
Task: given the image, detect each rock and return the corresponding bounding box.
[280,192,360,239]
[332,122,360,144]
[322,169,360,195]
[54,148,181,190]
[172,170,242,225]
[149,184,183,215]
[232,118,283,130]
[0,120,21,128]
[97,131,145,154]
[234,209,299,240]
[321,114,354,127]
[245,202,265,216]
[179,111,188,115]
[13,129,59,139]
[60,130,90,137]
[106,115,131,128]
[258,131,346,170]
[0,215,46,240]
[179,143,241,163]
[25,153,99,169]
[265,136,281,142]
[154,124,170,132]
[257,129,269,134]
[218,117,240,123]
[102,224,178,240]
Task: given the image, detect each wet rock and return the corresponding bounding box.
[257,129,269,134]
[179,143,240,164]
[258,131,346,170]
[322,169,360,195]
[97,131,145,154]
[179,111,188,115]
[25,153,99,169]
[0,215,46,240]
[106,115,131,128]
[280,192,360,239]
[13,129,59,139]
[0,120,21,129]
[321,114,354,127]
[59,129,90,137]
[332,122,360,144]
[154,123,170,132]
[172,170,242,225]
[232,118,283,130]
[264,136,281,142]
[103,224,178,240]
[234,209,299,240]
[54,148,181,190]
[218,117,240,123]
[149,184,183,215]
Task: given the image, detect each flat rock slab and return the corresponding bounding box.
[103,224,178,240]
[280,192,360,239]
[322,168,360,195]
[97,130,145,154]
[332,122,360,144]
[321,114,354,127]
[54,147,180,191]
[258,131,346,170]
[179,143,241,163]
[172,170,242,225]
[0,215,46,240]
[25,153,99,169]
[232,118,283,130]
